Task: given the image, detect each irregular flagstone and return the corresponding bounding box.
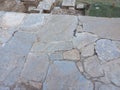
[72,32,98,49]
[79,16,120,40]
[37,15,78,42]
[0,12,26,29]
[43,61,93,90]
[31,41,73,53]
[2,31,36,56]
[21,53,49,82]
[83,55,103,78]
[95,39,120,62]
[77,61,84,73]
[103,58,120,86]
[63,49,80,61]
[81,43,95,57]
[3,57,26,86]
[19,14,50,32]
[95,82,120,90]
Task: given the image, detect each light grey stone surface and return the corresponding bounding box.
[83,56,103,78]
[81,43,95,57]
[21,53,49,82]
[0,12,26,29]
[72,32,98,49]
[95,39,120,62]
[79,16,120,40]
[63,49,80,61]
[0,86,10,90]
[43,61,93,90]
[62,0,76,7]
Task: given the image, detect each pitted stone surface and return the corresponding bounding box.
[43,61,93,90]
[95,39,120,62]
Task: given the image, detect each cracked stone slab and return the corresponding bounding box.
[19,14,50,32]
[79,16,120,40]
[31,41,73,53]
[83,55,104,78]
[0,12,26,29]
[21,53,49,82]
[63,49,80,61]
[95,39,120,62]
[2,31,36,56]
[43,61,93,90]
[37,15,78,42]
[72,32,98,49]
[81,43,95,57]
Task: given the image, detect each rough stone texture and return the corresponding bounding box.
[62,0,76,7]
[21,53,49,82]
[72,32,98,49]
[0,86,10,90]
[95,82,120,90]
[37,15,78,42]
[83,56,103,78]
[43,61,93,90]
[103,58,120,86]
[95,39,120,62]
[77,61,84,73]
[79,16,120,40]
[31,41,73,53]
[0,12,26,29]
[81,43,95,57]
[20,14,49,32]
[63,49,80,61]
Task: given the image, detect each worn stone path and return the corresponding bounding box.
[0,11,120,90]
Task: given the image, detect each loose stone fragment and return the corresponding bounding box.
[95,39,120,62]
[43,61,93,90]
[63,49,80,61]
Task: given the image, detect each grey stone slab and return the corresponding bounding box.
[2,31,36,56]
[95,39,120,62]
[103,58,120,87]
[79,16,120,40]
[31,41,73,53]
[62,0,76,7]
[72,32,98,49]
[21,53,49,82]
[20,14,49,32]
[83,56,103,78]
[0,12,26,29]
[37,15,78,42]
[43,61,93,90]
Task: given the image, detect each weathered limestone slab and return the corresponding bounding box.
[79,16,120,40]
[37,15,78,42]
[83,56,103,78]
[43,61,93,90]
[76,3,85,9]
[72,32,98,49]
[62,0,76,7]
[63,49,80,61]
[0,12,26,29]
[21,53,49,82]
[95,39,120,62]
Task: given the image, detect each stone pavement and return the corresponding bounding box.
[0,11,120,90]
